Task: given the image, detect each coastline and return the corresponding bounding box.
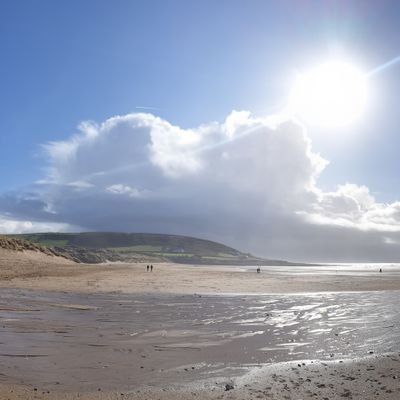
[2,250,400,398]
[1,250,400,295]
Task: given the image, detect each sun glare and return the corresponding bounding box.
[289,60,367,128]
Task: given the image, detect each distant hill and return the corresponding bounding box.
[10,232,298,266]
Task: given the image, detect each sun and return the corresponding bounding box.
[288,60,367,127]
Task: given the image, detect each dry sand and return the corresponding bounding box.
[2,249,400,399]
[1,249,400,294]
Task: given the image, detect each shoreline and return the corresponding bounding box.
[2,249,400,295]
[2,250,400,398]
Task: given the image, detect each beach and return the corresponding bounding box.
[2,249,400,295]
[1,249,400,398]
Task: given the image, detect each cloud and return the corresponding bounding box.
[2,110,400,262]
[305,184,400,233]
[0,215,73,234]
[106,184,144,198]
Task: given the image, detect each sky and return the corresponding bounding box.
[2,0,400,261]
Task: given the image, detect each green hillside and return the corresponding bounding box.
[11,232,295,265]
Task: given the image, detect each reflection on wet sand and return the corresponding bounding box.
[0,288,399,392]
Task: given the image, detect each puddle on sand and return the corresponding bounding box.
[0,289,399,390]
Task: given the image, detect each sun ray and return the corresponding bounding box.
[367,55,400,77]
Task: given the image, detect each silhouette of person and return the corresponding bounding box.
[147,265,149,272]
[379,268,382,273]
[150,264,153,272]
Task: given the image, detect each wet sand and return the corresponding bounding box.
[2,355,400,399]
[2,249,400,398]
[0,289,400,398]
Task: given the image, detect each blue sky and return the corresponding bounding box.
[1,0,398,192]
[2,1,400,260]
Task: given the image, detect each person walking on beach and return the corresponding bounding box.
[147,265,149,272]
[150,265,153,272]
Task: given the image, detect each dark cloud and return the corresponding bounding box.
[1,111,400,262]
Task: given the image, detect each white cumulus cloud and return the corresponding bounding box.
[1,110,400,262]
